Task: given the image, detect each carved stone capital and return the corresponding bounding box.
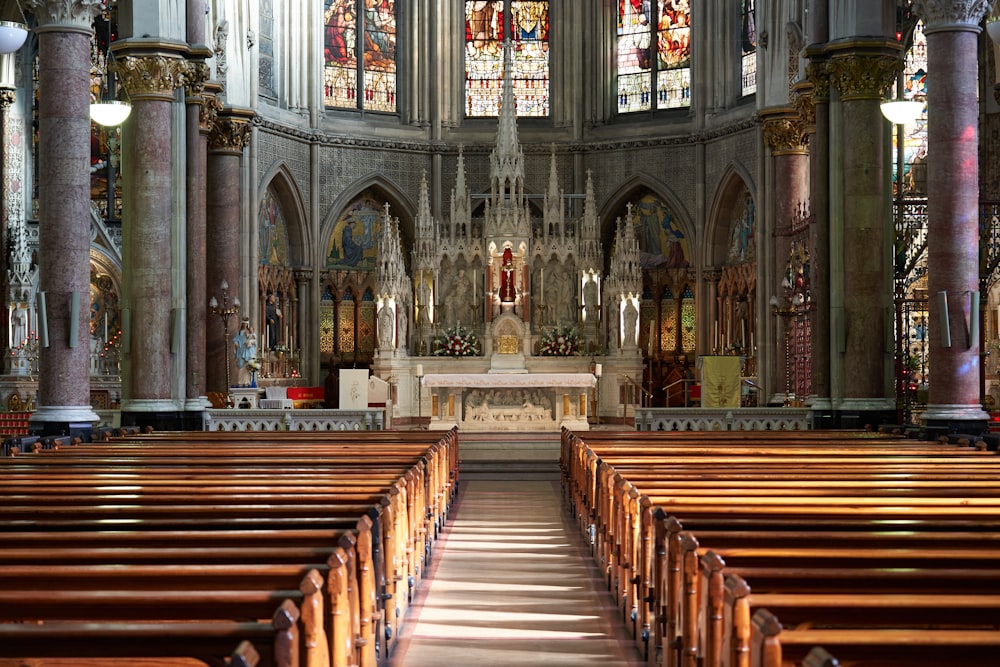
[912,0,991,33]
[293,269,314,284]
[26,0,101,34]
[209,108,255,154]
[792,84,817,131]
[180,61,211,98]
[114,55,188,101]
[0,88,16,110]
[200,90,224,134]
[828,51,900,102]
[805,61,832,102]
[761,108,809,155]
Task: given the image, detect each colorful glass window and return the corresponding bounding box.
[324,0,397,112]
[465,1,550,117]
[617,0,691,113]
[741,0,756,97]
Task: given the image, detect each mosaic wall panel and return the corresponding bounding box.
[257,130,312,210]
[318,145,429,219]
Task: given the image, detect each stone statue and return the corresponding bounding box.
[378,304,394,349]
[623,300,638,348]
[396,303,408,351]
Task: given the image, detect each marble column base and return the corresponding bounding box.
[29,404,100,439]
[921,403,990,437]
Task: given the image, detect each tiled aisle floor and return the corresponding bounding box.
[386,479,647,666]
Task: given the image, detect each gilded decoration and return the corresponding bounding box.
[114,55,188,100]
[805,61,832,102]
[26,0,102,32]
[761,113,808,155]
[209,114,254,153]
[829,52,900,101]
[181,61,211,97]
[497,335,519,355]
[792,86,816,130]
[200,91,223,133]
[911,0,991,29]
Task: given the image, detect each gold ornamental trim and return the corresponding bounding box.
[497,335,520,355]
[114,55,188,101]
[828,52,900,102]
[209,108,255,153]
[760,107,808,155]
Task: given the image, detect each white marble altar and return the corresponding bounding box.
[422,372,596,432]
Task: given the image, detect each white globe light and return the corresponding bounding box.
[90,101,132,127]
[880,100,924,125]
[0,21,27,54]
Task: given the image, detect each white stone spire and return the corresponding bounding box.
[486,39,529,240]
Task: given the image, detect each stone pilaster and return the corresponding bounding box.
[913,0,992,430]
[804,57,833,413]
[26,0,102,437]
[114,52,188,421]
[206,107,253,394]
[827,41,901,423]
[184,63,212,410]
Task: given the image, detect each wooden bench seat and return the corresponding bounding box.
[1,430,455,667]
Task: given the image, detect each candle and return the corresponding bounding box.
[540,268,544,301]
[416,364,423,376]
[104,313,108,341]
[473,270,477,303]
[594,363,602,377]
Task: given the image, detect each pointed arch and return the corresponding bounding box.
[705,162,756,268]
[320,175,417,270]
[600,176,694,274]
[258,163,310,268]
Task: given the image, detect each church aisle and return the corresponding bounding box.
[387,479,646,666]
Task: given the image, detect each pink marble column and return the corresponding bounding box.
[28,0,101,434]
[115,53,186,415]
[915,0,991,428]
[184,71,213,409]
[205,109,253,394]
[761,109,809,402]
[828,42,901,420]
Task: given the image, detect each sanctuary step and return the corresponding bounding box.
[457,430,561,463]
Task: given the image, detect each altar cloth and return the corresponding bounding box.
[422,372,597,388]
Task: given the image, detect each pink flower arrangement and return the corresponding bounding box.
[433,324,481,357]
[540,326,579,356]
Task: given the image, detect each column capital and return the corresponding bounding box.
[181,61,212,98]
[113,54,188,102]
[25,0,101,35]
[0,88,16,109]
[209,107,255,154]
[792,83,817,132]
[294,269,314,284]
[912,0,991,34]
[760,107,809,156]
[805,60,832,103]
[827,46,901,102]
[702,270,722,284]
[199,82,224,134]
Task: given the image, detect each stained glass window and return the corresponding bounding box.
[680,285,696,352]
[741,0,756,97]
[258,188,289,266]
[339,290,356,353]
[324,0,397,112]
[890,20,927,197]
[465,1,549,117]
[660,286,676,351]
[617,0,691,113]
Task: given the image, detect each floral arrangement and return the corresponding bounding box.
[246,357,261,374]
[539,325,580,356]
[434,324,481,357]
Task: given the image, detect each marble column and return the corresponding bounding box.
[205,107,253,394]
[914,0,992,429]
[115,52,187,420]
[26,0,101,436]
[183,66,213,411]
[805,54,832,413]
[828,41,900,422]
[761,107,810,403]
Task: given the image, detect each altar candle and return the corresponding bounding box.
[541,268,544,301]
[416,364,423,376]
[104,313,108,341]
[594,363,602,377]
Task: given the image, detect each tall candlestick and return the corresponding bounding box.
[473,270,477,302]
[541,268,544,301]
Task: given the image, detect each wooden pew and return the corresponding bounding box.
[5,430,454,664]
[561,430,1000,667]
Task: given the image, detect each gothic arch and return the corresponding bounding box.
[319,176,417,270]
[600,176,694,274]
[258,164,309,268]
[706,163,756,269]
